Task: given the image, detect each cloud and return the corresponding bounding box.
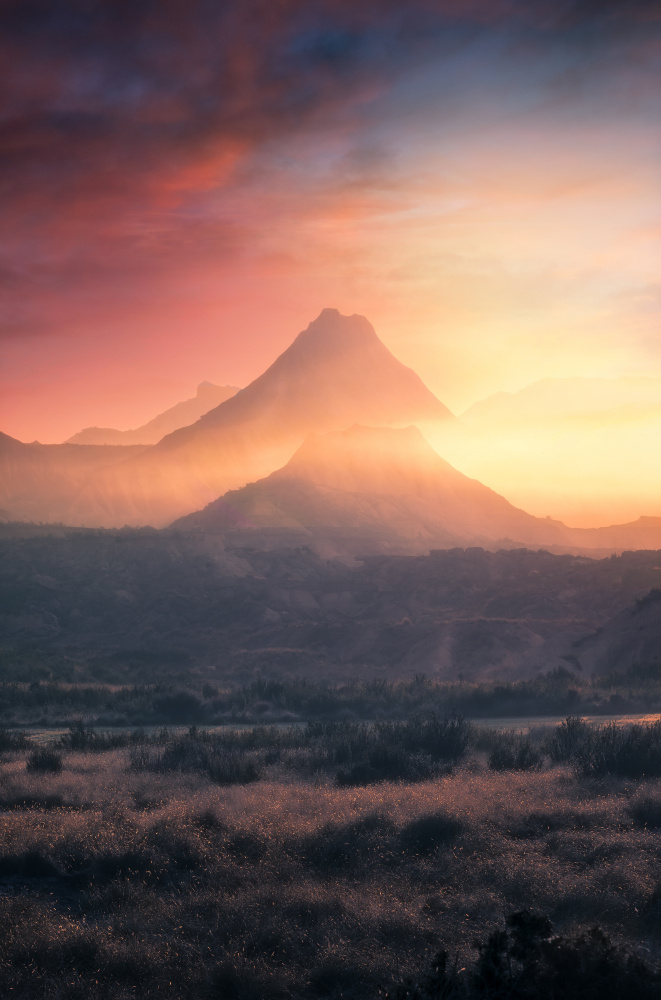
[1,1,655,222]
[0,0,659,442]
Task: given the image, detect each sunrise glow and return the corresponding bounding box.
[1,1,660,528]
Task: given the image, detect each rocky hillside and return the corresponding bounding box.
[2,523,660,683]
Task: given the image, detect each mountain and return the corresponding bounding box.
[571,517,661,551]
[573,588,661,676]
[433,376,661,528]
[461,376,661,427]
[0,432,147,525]
[173,424,573,555]
[174,424,661,558]
[65,382,240,445]
[67,309,454,527]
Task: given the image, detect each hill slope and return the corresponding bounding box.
[0,432,147,525]
[175,424,661,557]
[66,382,239,445]
[173,424,573,554]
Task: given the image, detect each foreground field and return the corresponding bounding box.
[1,725,661,998]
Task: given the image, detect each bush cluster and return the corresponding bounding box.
[131,730,261,786]
[545,717,661,778]
[25,748,63,774]
[2,660,661,729]
[392,910,661,999]
[60,720,146,752]
[0,728,29,751]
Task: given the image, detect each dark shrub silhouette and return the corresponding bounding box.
[26,748,62,773]
[141,732,261,785]
[0,729,29,751]
[0,849,60,879]
[154,690,204,723]
[576,721,661,778]
[208,962,262,999]
[305,813,396,872]
[400,813,465,855]
[390,949,463,999]
[309,961,373,997]
[336,745,432,786]
[0,793,63,810]
[392,910,661,999]
[60,720,140,751]
[628,796,661,828]
[488,738,541,771]
[334,715,469,785]
[545,716,590,762]
[11,936,98,975]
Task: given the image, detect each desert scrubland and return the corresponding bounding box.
[1,718,661,998]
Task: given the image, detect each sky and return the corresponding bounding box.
[1,0,660,445]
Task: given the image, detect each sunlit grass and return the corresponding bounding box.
[1,733,661,996]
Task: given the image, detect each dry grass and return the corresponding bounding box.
[1,744,661,997]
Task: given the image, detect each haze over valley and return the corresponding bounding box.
[3,308,661,692]
[4,309,661,551]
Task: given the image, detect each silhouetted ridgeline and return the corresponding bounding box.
[2,524,661,684]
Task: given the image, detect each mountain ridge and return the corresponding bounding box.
[69,309,455,526]
[172,424,572,555]
[173,424,661,557]
[65,382,240,446]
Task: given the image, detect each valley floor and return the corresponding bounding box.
[1,724,661,997]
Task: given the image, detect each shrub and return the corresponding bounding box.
[0,793,64,810]
[471,912,661,1000]
[136,733,261,785]
[11,935,98,974]
[488,737,542,771]
[643,885,661,931]
[577,721,661,779]
[331,714,469,786]
[0,728,29,752]
[390,949,463,999]
[305,813,396,872]
[154,691,204,723]
[60,720,141,751]
[400,813,465,855]
[207,961,262,1000]
[545,716,590,763]
[308,961,372,997]
[207,754,260,786]
[26,748,63,773]
[336,745,432,786]
[385,714,473,763]
[392,911,661,999]
[0,849,60,879]
[628,796,661,829]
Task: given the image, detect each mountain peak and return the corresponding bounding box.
[284,309,380,364]
[61,310,455,526]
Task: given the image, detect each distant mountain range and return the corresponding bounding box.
[461,376,661,427]
[0,431,148,526]
[173,423,661,557]
[434,376,661,528]
[2,308,661,557]
[173,424,567,554]
[65,382,239,445]
[0,309,454,527]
